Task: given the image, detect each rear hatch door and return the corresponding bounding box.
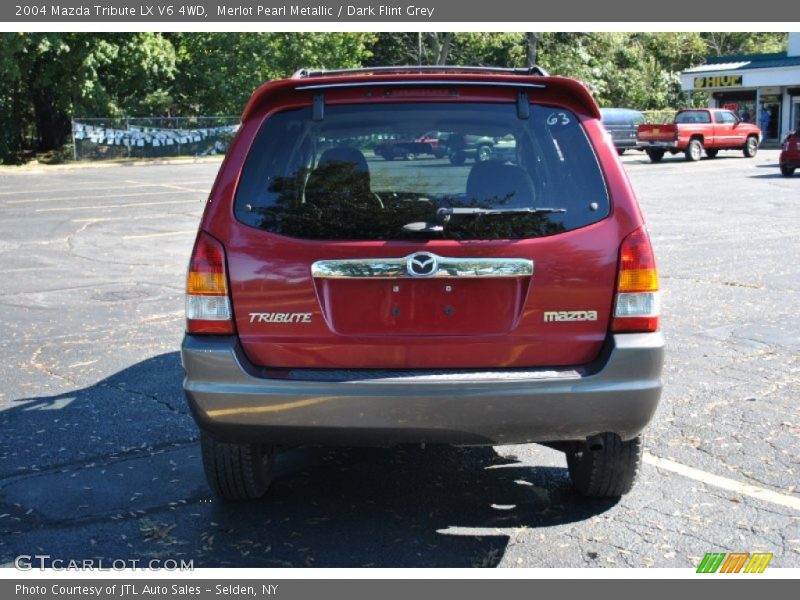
[223,84,622,369]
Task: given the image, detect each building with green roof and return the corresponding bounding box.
[680,33,800,142]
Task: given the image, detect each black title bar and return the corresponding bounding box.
[3,0,800,22]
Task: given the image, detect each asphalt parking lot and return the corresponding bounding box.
[0,149,798,568]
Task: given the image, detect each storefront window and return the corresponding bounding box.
[714,92,756,124]
[792,99,800,133]
[759,95,781,140]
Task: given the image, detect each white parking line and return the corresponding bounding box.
[122,230,196,240]
[7,189,206,204]
[71,214,197,223]
[36,199,202,212]
[644,453,800,512]
[124,179,209,193]
[0,183,152,197]
[0,180,210,197]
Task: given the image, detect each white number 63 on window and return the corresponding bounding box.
[546,112,571,126]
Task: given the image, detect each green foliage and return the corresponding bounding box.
[449,33,528,67]
[0,32,176,161]
[700,32,787,56]
[170,33,375,115]
[0,32,789,164]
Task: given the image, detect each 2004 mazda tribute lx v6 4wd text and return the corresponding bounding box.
[181,66,665,501]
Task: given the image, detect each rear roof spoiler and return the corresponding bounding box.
[241,71,601,122]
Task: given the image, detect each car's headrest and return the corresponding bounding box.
[317,147,369,174]
[466,161,535,208]
[305,147,372,207]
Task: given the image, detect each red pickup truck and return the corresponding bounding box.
[637,108,761,163]
[374,131,448,160]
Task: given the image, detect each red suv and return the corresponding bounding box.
[182,66,664,501]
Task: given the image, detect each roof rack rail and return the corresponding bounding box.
[291,65,550,79]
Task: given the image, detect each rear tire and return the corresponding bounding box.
[567,433,643,497]
[781,165,796,177]
[200,432,276,501]
[645,148,665,163]
[616,148,626,156]
[685,139,703,161]
[743,136,759,158]
[705,149,719,158]
[449,151,466,166]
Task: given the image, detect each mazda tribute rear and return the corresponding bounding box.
[181,66,664,500]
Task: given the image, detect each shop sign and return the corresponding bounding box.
[694,75,743,89]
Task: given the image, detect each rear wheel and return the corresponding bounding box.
[743,136,759,158]
[449,151,466,166]
[201,432,276,501]
[645,148,665,163]
[616,148,626,156]
[705,149,719,158]
[567,433,643,497]
[476,144,492,162]
[781,165,796,177]
[685,139,703,162]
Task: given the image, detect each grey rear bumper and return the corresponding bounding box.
[181,333,664,446]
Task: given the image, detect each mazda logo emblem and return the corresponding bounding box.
[406,252,438,277]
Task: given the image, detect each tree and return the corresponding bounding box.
[0,33,175,161]
[0,32,790,164]
[170,33,376,115]
[426,33,453,65]
[701,32,786,57]
[526,33,540,68]
[364,33,421,66]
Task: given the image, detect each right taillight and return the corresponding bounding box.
[185,231,234,335]
[612,227,660,333]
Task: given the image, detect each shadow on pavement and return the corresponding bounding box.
[0,353,617,568]
[748,172,794,179]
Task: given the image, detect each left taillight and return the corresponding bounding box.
[185,231,235,335]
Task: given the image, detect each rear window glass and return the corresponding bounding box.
[234,103,610,241]
[675,110,711,124]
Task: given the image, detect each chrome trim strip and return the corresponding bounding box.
[311,253,533,279]
[295,80,546,91]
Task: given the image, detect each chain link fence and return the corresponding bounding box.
[72,116,240,161]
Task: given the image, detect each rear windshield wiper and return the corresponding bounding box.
[400,206,567,235]
[437,206,567,219]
